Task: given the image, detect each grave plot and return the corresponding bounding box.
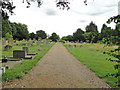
[22,47,38,58]
[0,46,38,74]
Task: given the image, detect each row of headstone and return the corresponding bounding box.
[68,44,83,49]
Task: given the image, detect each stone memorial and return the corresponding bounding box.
[23,47,28,55]
[68,45,71,47]
[39,47,42,51]
[80,45,82,47]
[72,45,75,49]
[13,50,25,59]
[74,45,76,47]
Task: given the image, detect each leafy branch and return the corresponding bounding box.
[103,15,120,87]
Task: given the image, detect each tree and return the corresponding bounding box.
[36,30,47,40]
[13,23,29,40]
[103,15,120,87]
[4,33,13,40]
[62,35,73,42]
[86,21,98,33]
[73,28,84,42]
[83,32,92,43]
[49,32,59,42]
[2,19,12,37]
[85,21,99,43]
[99,24,114,41]
[29,32,36,40]
[2,0,16,19]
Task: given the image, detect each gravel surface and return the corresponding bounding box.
[4,42,110,88]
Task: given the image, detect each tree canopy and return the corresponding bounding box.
[73,28,84,42]
[49,32,59,42]
[36,30,47,40]
[2,19,29,40]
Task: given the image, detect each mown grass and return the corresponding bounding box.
[64,43,118,88]
[2,43,54,86]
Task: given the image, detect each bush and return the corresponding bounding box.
[60,40,65,43]
[31,43,36,46]
[4,45,12,51]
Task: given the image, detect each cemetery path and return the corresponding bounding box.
[4,42,110,88]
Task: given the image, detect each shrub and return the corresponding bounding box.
[31,43,36,46]
[60,40,65,43]
[4,45,12,51]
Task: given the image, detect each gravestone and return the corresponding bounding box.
[38,47,42,51]
[72,45,75,49]
[27,43,31,47]
[68,45,71,47]
[22,47,28,55]
[13,50,25,59]
[80,45,82,47]
[74,45,76,47]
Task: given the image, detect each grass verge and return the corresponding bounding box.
[64,44,118,88]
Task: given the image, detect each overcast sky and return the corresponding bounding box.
[9,0,119,37]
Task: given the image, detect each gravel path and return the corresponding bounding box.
[4,42,110,88]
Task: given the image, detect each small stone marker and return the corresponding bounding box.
[68,45,71,47]
[27,43,31,47]
[80,45,82,47]
[22,47,28,55]
[13,50,25,59]
[74,45,76,47]
[39,47,42,51]
[72,45,75,49]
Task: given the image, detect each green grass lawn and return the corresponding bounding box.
[65,44,118,88]
[2,42,54,86]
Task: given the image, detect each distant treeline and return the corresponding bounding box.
[2,19,59,42]
[2,18,120,44]
[62,21,120,44]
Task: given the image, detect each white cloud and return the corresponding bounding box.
[9,0,119,37]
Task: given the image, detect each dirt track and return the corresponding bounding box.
[4,42,110,88]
